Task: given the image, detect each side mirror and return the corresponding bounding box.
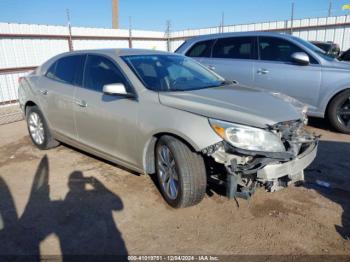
[291,52,310,66]
[103,83,135,98]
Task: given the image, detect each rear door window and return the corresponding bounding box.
[186,40,215,58]
[212,37,257,60]
[46,55,85,86]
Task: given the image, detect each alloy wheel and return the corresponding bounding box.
[28,112,45,145]
[336,96,350,129]
[157,145,179,200]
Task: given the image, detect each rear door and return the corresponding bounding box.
[197,36,257,87]
[254,36,321,107]
[40,55,85,139]
[74,54,138,165]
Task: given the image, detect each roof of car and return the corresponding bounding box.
[183,31,292,43]
[65,48,173,57]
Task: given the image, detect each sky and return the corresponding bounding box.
[0,0,350,31]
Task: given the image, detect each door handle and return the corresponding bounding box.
[39,89,48,95]
[75,99,87,107]
[257,68,269,75]
[208,65,216,71]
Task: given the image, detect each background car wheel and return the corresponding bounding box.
[26,106,60,150]
[327,89,350,134]
[155,135,207,208]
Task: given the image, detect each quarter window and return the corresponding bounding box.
[83,55,127,92]
[46,62,57,80]
[212,37,257,60]
[186,40,214,58]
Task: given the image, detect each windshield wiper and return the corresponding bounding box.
[205,80,235,88]
[167,80,234,92]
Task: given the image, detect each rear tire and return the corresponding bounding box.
[155,135,207,208]
[26,106,60,150]
[327,89,350,134]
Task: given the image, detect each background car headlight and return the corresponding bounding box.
[209,119,286,153]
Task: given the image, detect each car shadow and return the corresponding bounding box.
[308,117,333,131]
[0,155,128,261]
[304,139,350,240]
[60,142,141,177]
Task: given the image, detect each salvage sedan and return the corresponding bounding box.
[18,49,318,208]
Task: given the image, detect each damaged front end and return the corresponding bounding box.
[203,119,318,200]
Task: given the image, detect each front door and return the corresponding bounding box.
[254,36,321,108]
[74,54,138,165]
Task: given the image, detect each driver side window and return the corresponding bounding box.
[84,55,128,92]
[259,37,317,64]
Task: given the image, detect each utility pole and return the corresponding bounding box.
[66,9,73,51]
[290,2,295,35]
[328,0,332,17]
[112,0,119,29]
[128,16,132,48]
[165,20,171,52]
[221,12,225,33]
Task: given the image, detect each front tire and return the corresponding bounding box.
[155,136,207,208]
[26,106,60,150]
[327,89,350,134]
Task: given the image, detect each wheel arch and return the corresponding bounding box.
[24,100,37,116]
[142,132,200,175]
[24,101,52,130]
[325,87,350,117]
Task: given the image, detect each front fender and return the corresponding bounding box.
[319,85,350,115]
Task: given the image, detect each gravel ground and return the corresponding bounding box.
[0,119,349,257]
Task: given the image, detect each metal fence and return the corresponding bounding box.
[0,70,29,124]
[169,15,350,51]
[1,14,350,125]
[0,22,167,125]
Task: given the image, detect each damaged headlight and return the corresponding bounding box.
[209,119,286,153]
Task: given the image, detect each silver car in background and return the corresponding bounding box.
[19,49,317,208]
[176,32,350,134]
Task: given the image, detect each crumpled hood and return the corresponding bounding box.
[159,85,302,128]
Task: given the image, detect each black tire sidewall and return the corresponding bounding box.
[26,106,51,150]
[328,89,350,134]
[155,138,184,207]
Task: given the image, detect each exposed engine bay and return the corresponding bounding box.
[202,120,319,200]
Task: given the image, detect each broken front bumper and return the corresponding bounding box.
[257,141,318,182]
[205,138,318,198]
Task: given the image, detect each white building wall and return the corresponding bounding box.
[0,71,27,102]
[0,38,69,68]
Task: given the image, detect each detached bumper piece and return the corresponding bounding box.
[203,120,318,200]
[257,142,317,192]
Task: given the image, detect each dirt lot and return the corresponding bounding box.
[0,119,349,257]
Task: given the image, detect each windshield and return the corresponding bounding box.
[312,42,332,52]
[292,37,337,61]
[122,55,224,91]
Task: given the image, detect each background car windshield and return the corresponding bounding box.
[293,37,336,61]
[122,55,223,91]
